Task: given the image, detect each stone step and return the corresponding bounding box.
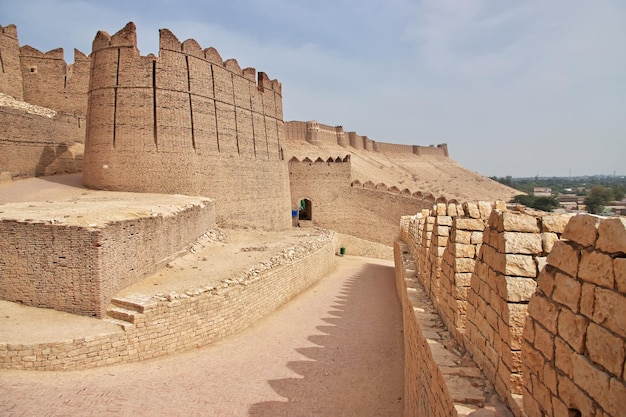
[107,306,138,324]
[103,316,135,331]
[110,296,149,313]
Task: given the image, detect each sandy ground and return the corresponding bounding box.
[0,256,404,417]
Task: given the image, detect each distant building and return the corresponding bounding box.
[533,187,552,197]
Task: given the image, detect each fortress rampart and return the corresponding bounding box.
[0,24,88,180]
[397,206,626,417]
[82,23,291,230]
[285,120,449,156]
[288,157,437,245]
[0,24,90,115]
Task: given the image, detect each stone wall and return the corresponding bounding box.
[398,207,626,417]
[522,216,626,417]
[0,231,338,370]
[82,22,291,230]
[0,195,215,318]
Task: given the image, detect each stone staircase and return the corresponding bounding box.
[104,295,152,330]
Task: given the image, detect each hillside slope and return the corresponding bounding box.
[284,138,518,203]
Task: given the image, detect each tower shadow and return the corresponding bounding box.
[248,262,404,417]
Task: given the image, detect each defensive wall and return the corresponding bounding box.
[0,194,215,318]
[288,156,448,246]
[396,204,626,417]
[0,230,338,370]
[82,23,291,230]
[285,120,449,156]
[0,24,88,181]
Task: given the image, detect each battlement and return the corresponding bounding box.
[83,22,291,230]
[285,120,449,157]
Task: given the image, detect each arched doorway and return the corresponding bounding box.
[299,198,312,221]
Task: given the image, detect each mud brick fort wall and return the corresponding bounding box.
[0,24,87,180]
[0,196,215,318]
[288,157,435,245]
[285,120,449,156]
[397,206,626,417]
[82,23,291,230]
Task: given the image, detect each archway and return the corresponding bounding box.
[299,198,312,220]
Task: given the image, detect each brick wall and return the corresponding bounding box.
[284,120,449,157]
[288,158,433,245]
[0,24,24,101]
[0,231,338,370]
[82,23,291,230]
[0,103,85,179]
[0,195,215,318]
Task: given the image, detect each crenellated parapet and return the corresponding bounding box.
[83,22,291,230]
[285,120,449,157]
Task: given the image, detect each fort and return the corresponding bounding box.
[0,22,624,417]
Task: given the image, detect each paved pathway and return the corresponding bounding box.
[0,256,404,417]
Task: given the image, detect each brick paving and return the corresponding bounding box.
[0,256,404,417]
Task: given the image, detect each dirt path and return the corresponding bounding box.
[0,256,404,417]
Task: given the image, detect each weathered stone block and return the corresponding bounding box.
[505,254,537,278]
[555,337,575,378]
[501,212,540,233]
[547,241,579,277]
[477,201,492,219]
[562,213,600,247]
[580,282,596,319]
[452,229,471,244]
[504,231,543,254]
[528,294,559,333]
[464,202,481,219]
[553,272,581,313]
[501,276,537,302]
[572,353,610,407]
[542,232,559,253]
[586,322,625,377]
[597,217,626,254]
[454,218,485,231]
[541,213,575,233]
[454,258,475,273]
[579,250,614,288]
[557,308,587,353]
[593,288,626,338]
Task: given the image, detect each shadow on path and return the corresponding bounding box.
[248,261,404,417]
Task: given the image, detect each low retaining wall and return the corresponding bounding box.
[0,231,338,370]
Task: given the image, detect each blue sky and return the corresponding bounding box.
[2,0,625,177]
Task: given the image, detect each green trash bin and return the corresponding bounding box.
[340,246,346,256]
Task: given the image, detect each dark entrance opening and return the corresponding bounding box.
[299,199,312,220]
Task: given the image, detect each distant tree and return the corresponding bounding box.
[584,185,614,214]
[532,196,559,212]
[513,194,535,206]
[612,184,625,201]
[512,194,559,212]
